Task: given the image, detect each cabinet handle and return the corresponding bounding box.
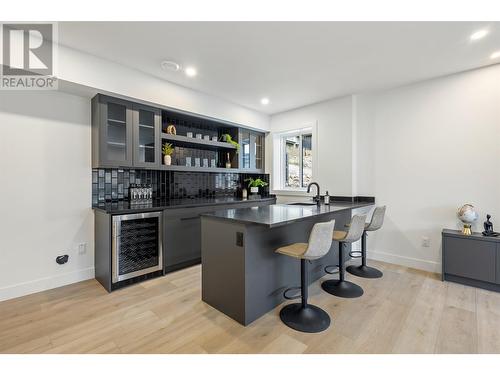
[181,216,200,221]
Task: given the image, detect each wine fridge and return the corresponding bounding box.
[112,211,163,283]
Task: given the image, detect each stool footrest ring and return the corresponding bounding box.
[349,251,362,258]
[283,286,301,300]
[324,265,340,275]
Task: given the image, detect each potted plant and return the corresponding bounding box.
[221,133,240,153]
[162,143,174,166]
[245,177,268,194]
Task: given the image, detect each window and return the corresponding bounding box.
[276,129,313,190]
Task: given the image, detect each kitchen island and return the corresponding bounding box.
[201,201,373,325]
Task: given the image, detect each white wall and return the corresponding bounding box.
[57,45,270,132]
[0,90,93,301]
[268,95,354,202]
[356,64,500,272]
[0,44,272,302]
[268,64,500,273]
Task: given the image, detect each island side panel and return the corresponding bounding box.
[243,209,351,325]
[201,217,247,324]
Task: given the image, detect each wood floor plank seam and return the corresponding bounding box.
[1,261,499,354]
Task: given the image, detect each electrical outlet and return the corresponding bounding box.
[78,242,87,255]
[421,237,430,248]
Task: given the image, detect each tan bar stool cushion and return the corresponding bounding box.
[346,223,370,229]
[275,243,308,259]
[333,230,348,241]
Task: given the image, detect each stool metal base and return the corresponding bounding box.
[346,264,383,279]
[321,279,364,298]
[279,303,331,333]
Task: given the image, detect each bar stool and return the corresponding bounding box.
[321,214,366,298]
[275,220,335,333]
[347,206,386,279]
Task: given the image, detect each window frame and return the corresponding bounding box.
[271,124,316,194]
[281,132,312,190]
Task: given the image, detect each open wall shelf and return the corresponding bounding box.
[159,165,265,174]
[160,165,238,173]
[161,133,237,151]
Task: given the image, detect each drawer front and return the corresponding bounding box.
[443,236,496,283]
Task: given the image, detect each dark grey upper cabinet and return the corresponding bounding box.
[239,129,265,172]
[93,94,265,171]
[132,104,161,168]
[92,95,134,168]
[92,95,160,169]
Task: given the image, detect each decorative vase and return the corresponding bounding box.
[166,124,176,135]
[250,186,259,194]
[164,154,171,166]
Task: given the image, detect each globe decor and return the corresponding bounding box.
[457,204,479,235]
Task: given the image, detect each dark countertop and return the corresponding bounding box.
[202,201,374,228]
[442,228,500,243]
[92,196,276,214]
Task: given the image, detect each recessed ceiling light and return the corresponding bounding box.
[185,66,197,77]
[470,29,489,41]
[490,51,500,59]
[260,97,270,105]
[161,60,180,72]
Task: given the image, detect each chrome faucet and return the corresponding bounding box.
[307,182,321,205]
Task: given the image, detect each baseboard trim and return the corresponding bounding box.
[0,267,95,302]
[0,252,440,301]
[368,250,441,273]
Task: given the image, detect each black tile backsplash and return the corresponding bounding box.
[92,168,269,204]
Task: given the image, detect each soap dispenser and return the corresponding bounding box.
[324,191,330,205]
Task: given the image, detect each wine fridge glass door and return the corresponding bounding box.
[112,212,163,283]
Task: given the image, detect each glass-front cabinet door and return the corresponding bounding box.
[240,130,251,169]
[252,132,264,171]
[239,130,265,172]
[133,104,160,168]
[99,96,133,167]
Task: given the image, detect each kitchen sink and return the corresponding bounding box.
[286,202,318,206]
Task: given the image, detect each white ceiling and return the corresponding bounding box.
[59,22,500,114]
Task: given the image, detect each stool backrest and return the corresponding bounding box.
[343,214,367,243]
[304,220,335,258]
[366,206,386,231]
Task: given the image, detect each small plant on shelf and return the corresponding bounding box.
[221,133,240,153]
[245,177,268,194]
[162,143,174,166]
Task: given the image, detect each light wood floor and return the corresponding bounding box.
[1,260,499,354]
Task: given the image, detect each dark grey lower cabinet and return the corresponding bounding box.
[94,198,276,292]
[163,207,205,272]
[442,229,500,292]
[163,199,276,274]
